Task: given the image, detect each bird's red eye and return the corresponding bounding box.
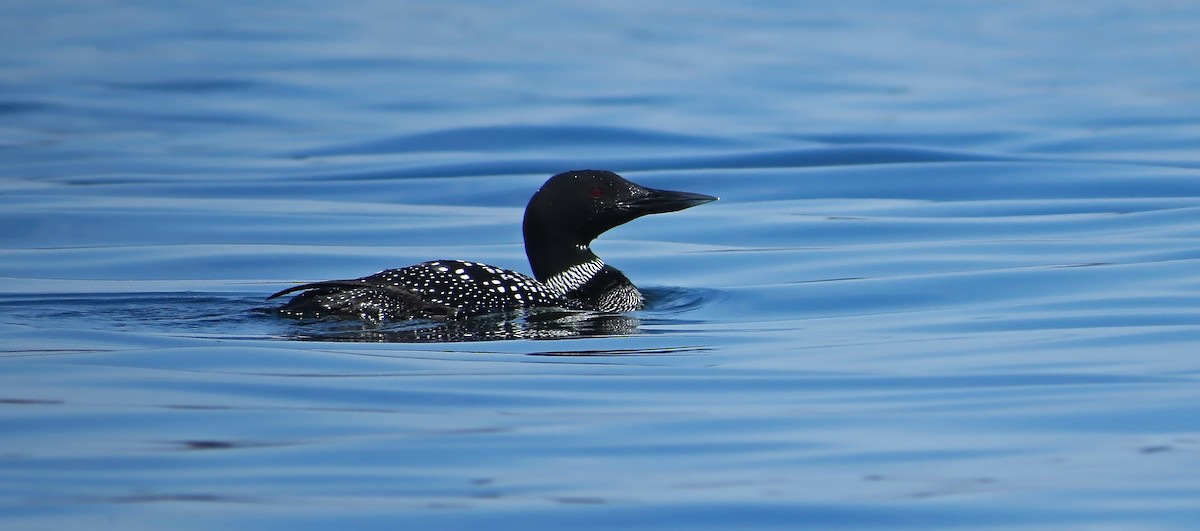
[590,187,604,199]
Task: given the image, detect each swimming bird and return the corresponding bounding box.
[268,170,717,323]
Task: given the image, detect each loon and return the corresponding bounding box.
[268,170,717,323]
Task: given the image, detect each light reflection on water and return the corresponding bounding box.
[2,1,1200,529]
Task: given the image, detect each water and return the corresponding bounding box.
[3,1,1200,529]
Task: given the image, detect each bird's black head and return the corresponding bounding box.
[522,170,717,280]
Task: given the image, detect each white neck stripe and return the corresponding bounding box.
[544,258,605,297]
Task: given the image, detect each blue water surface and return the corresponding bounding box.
[3,1,1200,529]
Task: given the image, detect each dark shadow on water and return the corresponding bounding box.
[288,145,1013,182]
[0,288,725,347]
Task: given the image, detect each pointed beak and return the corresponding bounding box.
[622,187,718,215]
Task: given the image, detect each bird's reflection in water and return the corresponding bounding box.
[268,286,722,344]
[279,308,644,343]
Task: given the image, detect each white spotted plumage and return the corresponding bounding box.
[368,260,561,312]
[273,257,615,322]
